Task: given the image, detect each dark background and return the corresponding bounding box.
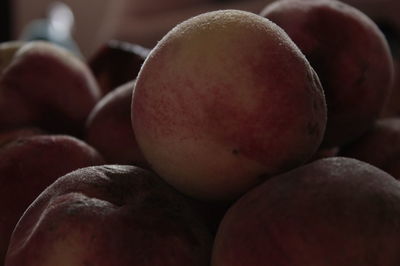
[0,0,12,42]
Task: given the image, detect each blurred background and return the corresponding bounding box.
[0,0,399,59]
[2,0,110,58]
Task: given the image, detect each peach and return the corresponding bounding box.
[88,40,150,96]
[339,117,400,179]
[0,41,101,137]
[85,80,147,167]
[212,157,400,266]
[261,0,394,147]
[0,134,104,265]
[0,127,44,147]
[131,9,327,201]
[5,165,212,266]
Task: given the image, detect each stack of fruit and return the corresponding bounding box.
[0,0,399,265]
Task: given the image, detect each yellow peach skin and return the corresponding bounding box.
[131,9,327,201]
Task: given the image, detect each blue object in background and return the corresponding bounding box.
[19,1,82,58]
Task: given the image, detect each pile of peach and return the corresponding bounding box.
[0,0,399,265]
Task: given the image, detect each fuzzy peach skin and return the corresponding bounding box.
[0,41,101,137]
[85,80,148,167]
[261,0,394,148]
[339,117,400,179]
[131,9,327,201]
[0,135,104,265]
[5,165,213,266]
[212,157,400,266]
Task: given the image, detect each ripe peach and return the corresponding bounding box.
[212,157,400,266]
[0,134,104,265]
[131,9,327,201]
[261,0,394,147]
[88,40,150,96]
[0,41,101,137]
[5,165,212,266]
[339,117,400,178]
[86,80,147,167]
